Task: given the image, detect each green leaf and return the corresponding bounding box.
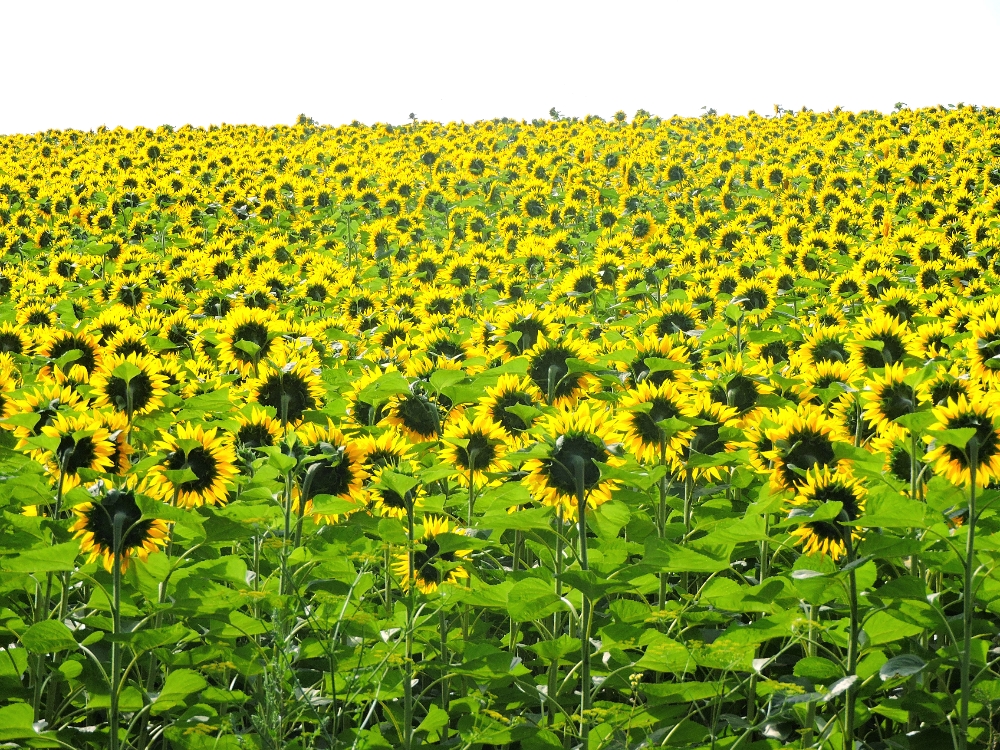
[527,635,579,663]
[357,371,411,406]
[880,654,927,681]
[20,620,77,654]
[635,634,693,674]
[0,703,37,741]
[234,340,261,356]
[507,578,565,622]
[478,505,554,531]
[375,470,422,498]
[164,468,198,485]
[927,427,977,451]
[417,704,450,736]
[894,410,937,433]
[429,368,465,392]
[151,668,208,715]
[310,495,360,516]
[643,538,732,573]
[111,361,142,383]
[794,656,842,682]
[558,569,631,600]
[3,541,80,573]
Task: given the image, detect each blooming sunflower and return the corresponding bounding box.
[145,423,239,508]
[383,387,445,442]
[247,350,324,426]
[294,421,367,523]
[765,404,850,490]
[924,395,1000,488]
[787,467,866,560]
[392,515,472,594]
[477,374,543,447]
[37,413,114,491]
[368,465,426,520]
[671,395,742,482]
[525,334,596,407]
[441,413,509,487]
[847,312,917,370]
[234,407,283,451]
[522,402,624,519]
[218,307,280,376]
[71,487,169,573]
[620,380,692,464]
[91,352,169,417]
[861,363,917,433]
[967,313,1000,387]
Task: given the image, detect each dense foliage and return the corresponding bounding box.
[1,105,1000,749]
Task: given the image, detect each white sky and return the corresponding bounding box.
[3,0,1000,134]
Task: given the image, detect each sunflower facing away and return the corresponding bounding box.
[71,487,169,572]
[924,394,1000,488]
[787,466,867,560]
[392,515,472,594]
[145,423,238,508]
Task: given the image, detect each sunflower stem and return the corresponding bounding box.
[575,458,591,746]
[959,439,979,750]
[682,470,694,593]
[439,608,449,741]
[547,504,564,725]
[842,512,859,750]
[402,492,416,750]
[110,513,124,750]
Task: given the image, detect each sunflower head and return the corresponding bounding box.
[523,403,623,519]
[392,515,472,594]
[91,352,169,417]
[478,374,543,446]
[145,423,238,509]
[441,413,509,486]
[925,395,1000,488]
[71,487,169,573]
[38,413,114,491]
[765,405,849,490]
[787,466,866,560]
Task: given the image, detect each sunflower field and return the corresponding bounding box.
[2,105,1000,750]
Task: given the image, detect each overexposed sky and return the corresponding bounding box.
[3,0,1000,134]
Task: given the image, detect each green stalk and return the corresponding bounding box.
[402,495,416,750]
[842,513,859,750]
[439,609,449,742]
[959,440,979,750]
[575,459,591,746]
[657,442,670,611]
[547,504,564,725]
[110,513,124,750]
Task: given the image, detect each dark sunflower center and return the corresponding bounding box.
[379,489,407,510]
[506,319,546,355]
[303,449,355,501]
[395,393,440,438]
[167,446,219,493]
[781,428,836,486]
[930,381,966,406]
[878,382,916,421]
[231,322,271,363]
[683,419,724,460]
[0,332,23,354]
[632,398,682,444]
[656,311,697,336]
[810,483,862,519]
[812,338,847,363]
[862,334,906,368]
[84,489,154,551]
[889,445,922,484]
[455,432,497,473]
[978,337,1000,371]
[491,391,535,433]
[58,435,98,474]
[528,346,583,401]
[237,423,274,449]
[105,371,155,412]
[367,448,403,469]
[49,337,97,373]
[257,371,316,423]
[711,374,759,413]
[547,433,607,495]
[760,340,789,363]
[942,413,1000,469]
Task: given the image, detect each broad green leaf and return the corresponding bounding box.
[151,668,208,715]
[3,541,80,573]
[880,654,927,681]
[507,578,565,622]
[20,620,77,654]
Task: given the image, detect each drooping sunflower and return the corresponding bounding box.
[392,515,472,594]
[37,413,114,491]
[368,465,426,520]
[218,307,281,376]
[787,466,867,560]
[355,427,416,474]
[765,404,850,490]
[491,303,562,359]
[924,395,1000,488]
[97,410,133,476]
[234,407,283,451]
[71,487,169,573]
[522,402,624,519]
[441,413,510,487]
[870,424,931,492]
[620,380,693,464]
[90,352,169,417]
[294,421,368,523]
[524,334,596,407]
[477,374,544,447]
[0,322,30,355]
[793,360,866,407]
[246,349,324,426]
[861,363,918,433]
[145,423,239,508]
[706,354,773,416]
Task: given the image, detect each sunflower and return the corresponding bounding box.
[355,427,416,473]
[967,312,1000,387]
[441,413,509,487]
[491,303,562,358]
[645,300,703,337]
[392,515,472,594]
[522,402,623,519]
[37,413,114,491]
[924,395,1000,488]
[217,307,280,376]
[706,354,773,416]
[36,330,103,378]
[368,465,426,520]
[671,395,742,482]
[787,467,866,560]
[293,421,368,523]
[793,360,865,407]
[4,383,85,448]
[765,404,850,490]
[622,334,692,388]
[97,410,133,476]
[0,322,29,355]
[246,349,324,426]
[847,312,917,370]
[478,374,544,446]
[861,363,918,433]
[732,277,777,323]
[524,334,596,407]
[916,365,974,408]
[870,425,930,492]
[71,487,169,573]
[620,380,692,464]
[234,407,283,451]
[145,423,238,508]
[384,386,445,442]
[91,352,169,417]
